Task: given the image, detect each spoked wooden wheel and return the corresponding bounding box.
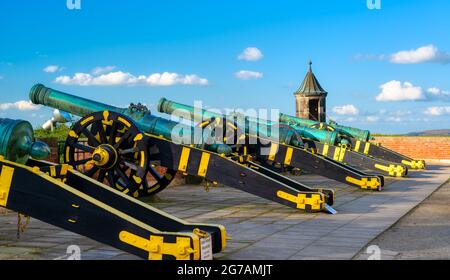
[142,143,178,196]
[64,111,150,197]
[198,117,245,153]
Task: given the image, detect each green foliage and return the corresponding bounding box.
[34,124,71,141]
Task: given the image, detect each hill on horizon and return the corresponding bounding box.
[406,129,450,136]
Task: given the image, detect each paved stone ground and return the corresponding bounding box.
[355,180,450,260]
[0,164,449,260]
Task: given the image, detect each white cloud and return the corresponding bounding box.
[43,65,61,73]
[366,116,380,122]
[238,47,263,61]
[144,72,208,86]
[343,117,356,122]
[375,80,425,101]
[426,87,450,101]
[427,87,441,95]
[91,66,116,75]
[55,71,208,86]
[0,100,41,111]
[390,45,450,64]
[332,104,359,115]
[234,70,263,80]
[424,106,450,116]
[386,116,403,122]
[375,83,449,102]
[392,110,412,117]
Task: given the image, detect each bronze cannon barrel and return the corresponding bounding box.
[29,84,232,155]
[158,97,344,146]
[278,113,372,142]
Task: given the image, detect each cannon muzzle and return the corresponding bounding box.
[0,118,50,164]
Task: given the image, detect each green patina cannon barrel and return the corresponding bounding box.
[0,118,50,164]
[29,84,232,155]
[157,97,342,146]
[279,113,371,142]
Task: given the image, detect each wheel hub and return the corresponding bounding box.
[92,144,117,169]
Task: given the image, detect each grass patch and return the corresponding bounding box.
[34,124,70,142]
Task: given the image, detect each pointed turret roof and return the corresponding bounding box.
[294,61,328,97]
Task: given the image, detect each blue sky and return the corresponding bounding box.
[0,0,449,134]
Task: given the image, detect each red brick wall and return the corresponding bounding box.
[36,137,61,163]
[372,136,450,160]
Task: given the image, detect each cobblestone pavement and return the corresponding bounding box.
[0,165,449,260]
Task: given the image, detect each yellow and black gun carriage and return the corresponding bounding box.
[278,113,425,171]
[0,117,226,260]
[30,84,336,214]
[157,98,385,191]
